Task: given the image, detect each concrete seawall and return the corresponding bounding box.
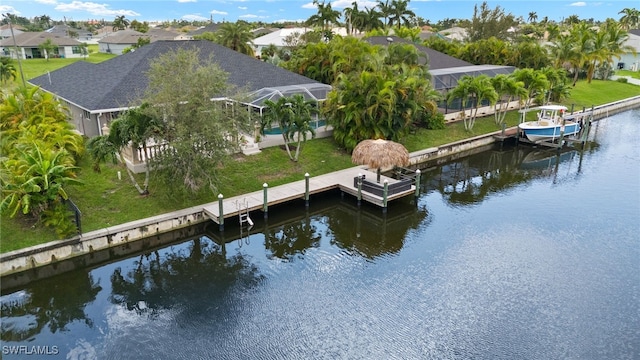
[2,96,639,281]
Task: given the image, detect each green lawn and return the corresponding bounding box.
[1,70,638,252]
[616,69,640,80]
[10,44,114,85]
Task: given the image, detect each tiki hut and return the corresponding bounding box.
[351,139,410,183]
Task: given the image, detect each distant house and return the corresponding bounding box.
[616,29,640,71]
[0,32,85,59]
[46,25,93,42]
[0,24,24,39]
[439,26,468,41]
[185,23,223,39]
[29,40,331,139]
[365,36,515,114]
[252,27,313,58]
[98,28,183,55]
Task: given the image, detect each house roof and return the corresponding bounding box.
[364,36,473,70]
[28,40,328,113]
[187,23,223,36]
[97,28,179,45]
[0,31,83,47]
[253,27,312,47]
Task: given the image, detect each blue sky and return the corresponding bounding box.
[0,0,634,24]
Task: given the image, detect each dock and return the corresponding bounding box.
[202,167,416,225]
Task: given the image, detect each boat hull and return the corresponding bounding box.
[519,122,580,142]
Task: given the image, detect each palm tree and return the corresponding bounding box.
[528,11,538,23]
[448,75,498,131]
[362,7,384,32]
[0,57,17,84]
[490,74,527,126]
[1,143,80,218]
[377,0,393,27]
[618,7,640,30]
[215,21,255,56]
[388,0,416,28]
[512,68,550,107]
[306,0,341,39]
[262,95,317,162]
[86,105,162,195]
[112,15,130,31]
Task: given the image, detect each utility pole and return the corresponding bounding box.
[4,13,26,87]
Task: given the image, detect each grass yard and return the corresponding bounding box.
[616,69,640,80]
[1,67,638,252]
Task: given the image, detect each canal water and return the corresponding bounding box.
[2,110,639,359]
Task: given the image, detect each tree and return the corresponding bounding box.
[468,1,518,42]
[212,21,255,56]
[490,74,527,126]
[141,46,252,196]
[618,8,640,30]
[323,48,440,151]
[388,0,416,28]
[377,0,393,27]
[528,11,537,24]
[447,75,498,131]
[112,15,130,31]
[86,104,162,195]
[262,95,318,162]
[306,0,341,39]
[0,57,17,84]
[38,38,56,61]
[512,68,549,107]
[130,19,150,33]
[362,6,384,32]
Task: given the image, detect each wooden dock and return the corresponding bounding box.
[202,167,416,225]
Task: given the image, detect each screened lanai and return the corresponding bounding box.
[432,64,516,113]
[245,83,333,109]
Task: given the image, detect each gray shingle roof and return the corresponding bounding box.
[0,31,83,47]
[29,40,325,113]
[364,36,472,70]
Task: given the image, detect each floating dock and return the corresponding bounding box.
[202,167,416,225]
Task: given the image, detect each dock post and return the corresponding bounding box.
[414,169,421,198]
[217,194,224,232]
[304,173,310,207]
[357,173,363,206]
[382,180,389,214]
[263,183,268,218]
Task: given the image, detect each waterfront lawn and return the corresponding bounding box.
[565,80,640,109]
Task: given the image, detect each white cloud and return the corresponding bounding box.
[35,0,59,5]
[302,2,316,9]
[0,5,20,15]
[569,2,586,6]
[182,14,208,21]
[54,1,140,16]
[330,0,377,9]
[210,10,228,15]
[238,6,248,10]
[239,14,259,18]
[178,0,197,2]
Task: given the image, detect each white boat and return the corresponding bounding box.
[519,105,580,142]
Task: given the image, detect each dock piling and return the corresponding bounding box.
[357,173,363,206]
[414,169,421,198]
[382,180,389,213]
[263,183,268,218]
[218,194,224,231]
[304,173,310,207]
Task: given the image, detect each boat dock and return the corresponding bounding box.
[202,167,417,226]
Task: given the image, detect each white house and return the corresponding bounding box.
[616,29,640,71]
[0,32,85,59]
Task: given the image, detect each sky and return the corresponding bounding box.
[0,0,635,25]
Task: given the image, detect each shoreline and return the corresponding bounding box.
[2,96,639,285]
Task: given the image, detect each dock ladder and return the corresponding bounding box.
[237,199,253,246]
